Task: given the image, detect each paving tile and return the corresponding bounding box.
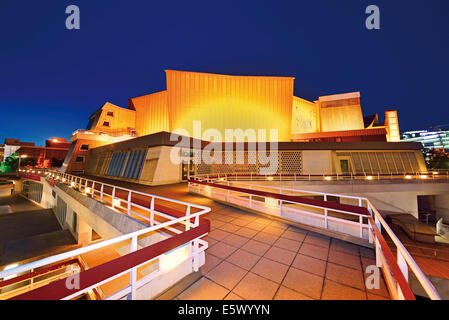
[292,254,326,277]
[231,218,251,227]
[208,229,232,241]
[273,237,302,252]
[201,253,222,274]
[367,293,390,300]
[282,267,324,300]
[364,268,390,298]
[219,223,241,233]
[304,233,330,248]
[222,234,250,248]
[214,215,236,223]
[235,227,259,239]
[210,220,227,229]
[206,261,247,290]
[328,250,362,270]
[206,238,218,248]
[178,278,229,300]
[268,221,289,230]
[253,232,279,245]
[325,263,365,290]
[321,280,366,300]
[281,230,307,242]
[251,257,289,283]
[262,226,285,236]
[264,246,296,265]
[233,272,279,300]
[241,239,271,256]
[245,221,267,231]
[253,218,272,225]
[224,292,245,300]
[226,249,261,270]
[274,286,314,300]
[359,246,375,258]
[298,243,329,261]
[208,242,238,259]
[330,239,360,256]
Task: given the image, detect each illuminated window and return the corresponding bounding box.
[102,121,110,127]
[106,111,114,117]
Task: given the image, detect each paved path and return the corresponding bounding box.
[80,176,389,300]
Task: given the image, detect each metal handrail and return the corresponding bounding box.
[366,200,442,300]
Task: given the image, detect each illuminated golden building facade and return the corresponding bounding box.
[63,70,403,174]
[77,70,399,143]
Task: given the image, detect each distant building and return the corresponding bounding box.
[402,129,449,151]
[16,137,71,168]
[3,138,35,159]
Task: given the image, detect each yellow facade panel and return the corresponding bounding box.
[291,96,319,135]
[166,70,294,141]
[130,91,169,137]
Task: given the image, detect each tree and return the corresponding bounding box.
[426,149,449,170]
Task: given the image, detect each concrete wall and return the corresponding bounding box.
[302,150,333,175]
[435,194,449,223]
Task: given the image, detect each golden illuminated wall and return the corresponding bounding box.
[129,91,169,136]
[92,102,136,133]
[318,93,364,132]
[165,70,294,141]
[291,96,319,135]
[385,110,400,142]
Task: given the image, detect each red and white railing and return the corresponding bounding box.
[190,171,449,182]
[0,206,210,300]
[6,171,211,300]
[44,170,210,228]
[188,176,442,300]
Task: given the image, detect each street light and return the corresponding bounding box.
[18,155,28,172]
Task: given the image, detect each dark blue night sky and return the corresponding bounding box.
[1,0,448,145]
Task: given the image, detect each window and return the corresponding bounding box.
[106,111,114,117]
[80,144,89,150]
[102,121,110,127]
[75,156,84,163]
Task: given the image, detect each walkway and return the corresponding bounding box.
[80,176,390,300]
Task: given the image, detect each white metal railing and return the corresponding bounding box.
[366,200,441,300]
[188,176,442,300]
[43,170,210,228]
[189,179,370,241]
[0,207,210,300]
[190,170,449,182]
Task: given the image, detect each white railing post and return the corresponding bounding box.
[192,239,200,272]
[129,235,138,300]
[100,184,104,202]
[91,181,95,198]
[111,187,116,208]
[185,206,191,231]
[397,250,409,284]
[150,197,155,226]
[359,215,363,238]
[127,191,132,216]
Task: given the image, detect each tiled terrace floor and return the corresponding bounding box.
[81,177,390,300]
[175,205,390,300]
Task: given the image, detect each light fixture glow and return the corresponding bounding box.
[70,181,76,187]
[324,176,332,181]
[366,176,374,180]
[85,187,91,194]
[405,175,412,180]
[266,176,274,181]
[112,198,121,207]
[159,245,189,272]
[420,175,428,179]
